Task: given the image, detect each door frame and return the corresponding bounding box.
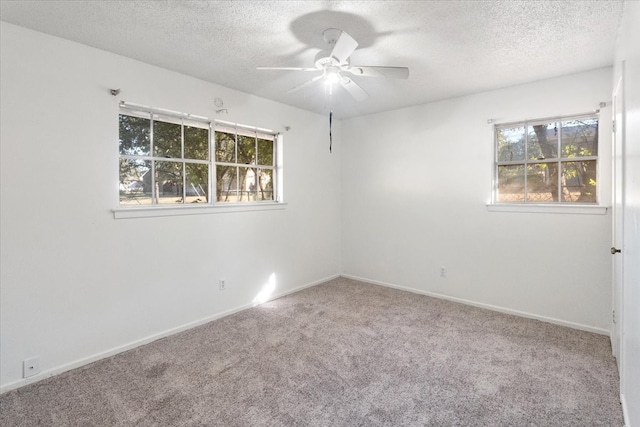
[611,68,625,385]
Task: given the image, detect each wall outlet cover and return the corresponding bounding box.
[23,356,41,378]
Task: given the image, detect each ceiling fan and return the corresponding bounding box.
[257,28,409,101]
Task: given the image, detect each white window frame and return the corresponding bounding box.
[488,112,607,215]
[214,120,280,205]
[114,103,284,219]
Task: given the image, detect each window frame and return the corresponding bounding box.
[118,108,212,207]
[491,112,602,209]
[214,121,278,204]
[115,103,283,218]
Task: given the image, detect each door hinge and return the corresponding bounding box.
[613,119,616,133]
[613,309,616,324]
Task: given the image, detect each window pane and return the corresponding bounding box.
[527,122,558,161]
[184,126,209,160]
[257,169,274,201]
[155,161,183,204]
[237,135,256,165]
[496,127,525,161]
[119,159,151,205]
[119,115,150,156]
[215,131,235,163]
[237,167,257,201]
[257,138,274,166]
[216,165,237,202]
[561,118,598,158]
[526,163,558,202]
[154,120,182,158]
[497,165,524,202]
[562,161,597,203]
[185,163,208,203]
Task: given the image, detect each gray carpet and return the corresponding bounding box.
[0,277,623,426]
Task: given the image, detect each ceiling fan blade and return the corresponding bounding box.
[339,77,368,102]
[346,66,410,79]
[286,74,325,94]
[330,31,358,64]
[257,66,319,71]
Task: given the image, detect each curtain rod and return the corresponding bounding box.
[120,101,278,135]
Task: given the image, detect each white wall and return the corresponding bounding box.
[614,2,640,425]
[0,22,341,391]
[341,68,613,333]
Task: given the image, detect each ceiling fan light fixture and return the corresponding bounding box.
[325,68,340,85]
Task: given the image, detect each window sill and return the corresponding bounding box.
[486,203,608,215]
[113,202,287,219]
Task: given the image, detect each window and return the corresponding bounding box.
[214,123,275,203]
[494,113,599,204]
[118,104,278,207]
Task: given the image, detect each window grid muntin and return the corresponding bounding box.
[494,113,598,204]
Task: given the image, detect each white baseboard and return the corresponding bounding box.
[341,274,610,336]
[0,274,339,394]
[621,392,631,427]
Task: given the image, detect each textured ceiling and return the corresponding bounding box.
[0,0,625,118]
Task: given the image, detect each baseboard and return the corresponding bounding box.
[341,274,610,336]
[0,274,339,394]
[621,392,631,427]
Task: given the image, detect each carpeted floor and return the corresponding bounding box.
[0,277,623,426]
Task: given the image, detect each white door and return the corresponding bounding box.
[611,72,625,372]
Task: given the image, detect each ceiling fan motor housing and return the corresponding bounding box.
[315,51,340,69]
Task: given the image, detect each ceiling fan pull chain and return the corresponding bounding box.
[329,111,333,153]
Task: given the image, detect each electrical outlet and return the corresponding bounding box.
[440,266,446,277]
[219,279,226,290]
[23,356,40,378]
